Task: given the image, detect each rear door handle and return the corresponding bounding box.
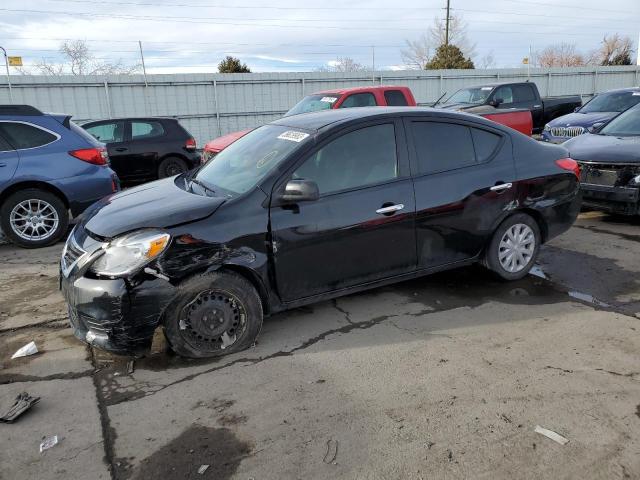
[490,182,513,192]
[376,203,405,215]
[115,147,128,152]
[0,162,6,167]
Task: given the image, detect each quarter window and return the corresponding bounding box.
[85,121,125,143]
[471,128,502,162]
[384,90,409,106]
[339,93,377,108]
[293,124,397,195]
[131,121,165,139]
[0,133,13,151]
[0,122,57,150]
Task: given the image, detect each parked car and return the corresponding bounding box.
[82,117,200,184]
[542,87,640,143]
[565,103,640,216]
[61,107,581,358]
[0,105,119,248]
[438,82,582,134]
[201,85,533,159]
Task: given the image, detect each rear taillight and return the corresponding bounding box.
[185,138,196,151]
[70,147,108,165]
[555,158,580,179]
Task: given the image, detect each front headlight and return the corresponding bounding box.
[544,124,551,132]
[629,174,640,186]
[90,229,170,277]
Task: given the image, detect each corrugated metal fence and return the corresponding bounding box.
[1,66,639,145]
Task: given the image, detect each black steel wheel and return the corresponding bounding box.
[158,156,188,179]
[163,271,263,358]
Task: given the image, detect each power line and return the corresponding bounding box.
[0,8,635,34]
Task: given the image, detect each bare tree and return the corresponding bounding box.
[589,34,633,66]
[316,56,367,72]
[30,40,140,75]
[533,42,586,67]
[401,14,476,69]
[478,51,496,69]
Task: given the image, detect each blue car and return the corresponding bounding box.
[0,105,119,248]
[542,87,640,144]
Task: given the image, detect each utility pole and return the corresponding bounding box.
[0,46,13,104]
[444,0,451,47]
[138,40,148,87]
[371,46,375,84]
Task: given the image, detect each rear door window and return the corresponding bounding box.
[84,121,125,143]
[0,122,58,150]
[410,122,476,174]
[293,123,397,195]
[384,90,409,106]
[339,93,377,109]
[0,133,13,151]
[513,84,537,103]
[131,121,165,140]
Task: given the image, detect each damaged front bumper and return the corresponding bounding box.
[581,184,639,215]
[60,229,177,355]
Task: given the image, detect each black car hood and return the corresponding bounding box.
[565,133,640,164]
[82,176,226,239]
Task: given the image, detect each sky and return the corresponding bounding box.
[0,0,639,73]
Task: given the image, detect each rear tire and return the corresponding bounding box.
[0,188,68,248]
[483,213,540,281]
[163,271,263,358]
[158,157,188,179]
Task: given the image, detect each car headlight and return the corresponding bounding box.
[544,124,551,132]
[90,229,171,277]
[629,174,640,186]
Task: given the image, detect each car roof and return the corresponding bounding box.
[598,86,640,94]
[271,106,501,132]
[83,117,177,124]
[311,85,409,95]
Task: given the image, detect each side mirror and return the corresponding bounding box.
[574,106,581,112]
[490,98,504,107]
[280,179,319,203]
[588,122,604,133]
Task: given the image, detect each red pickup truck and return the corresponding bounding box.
[202,85,532,162]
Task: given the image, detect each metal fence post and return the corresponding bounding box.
[213,79,221,137]
[301,77,305,96]
[547,72,552,96]
[439,73,443,95]
[593,67,598,95]
[103,80,112,118]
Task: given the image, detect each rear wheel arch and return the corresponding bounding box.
[518,208,548,243]
[0,180,69,211]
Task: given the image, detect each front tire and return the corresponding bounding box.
[157,157,188,179]
[163,271,263,358]
[484,213,540,281]
[0,189,69,248]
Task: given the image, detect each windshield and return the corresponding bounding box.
[284,94,341,117]
[599,105,640,136]
[580,91,640,113]
[445,87,493,105]
[194,125,311,195]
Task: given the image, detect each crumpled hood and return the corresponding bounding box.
[548,111,617,128]
[82,176,226,239]
[564,134,640,164]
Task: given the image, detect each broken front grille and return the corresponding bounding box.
[579,162,640,187]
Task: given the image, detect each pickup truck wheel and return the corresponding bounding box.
[0,189,69,248]
[158,156,188,179]
[163,271,263,358]
[484,213,540,281]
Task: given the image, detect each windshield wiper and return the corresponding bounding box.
[432,92,447,107]
[190,178,216,195]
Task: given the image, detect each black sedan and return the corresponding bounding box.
[565,103,640,215]
[61,107,581,358]
[82,117,201,184]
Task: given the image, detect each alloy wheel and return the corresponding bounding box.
[9,199,60,241]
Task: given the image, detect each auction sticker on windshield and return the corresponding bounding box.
[321,97,338,103]
[278,131,310,142]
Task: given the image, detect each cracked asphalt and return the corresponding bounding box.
[1,211,639,479]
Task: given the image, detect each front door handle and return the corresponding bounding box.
[376,203,405,215]
[490,182,513,192]
[0,162,6,167]
[115,147,128,152]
